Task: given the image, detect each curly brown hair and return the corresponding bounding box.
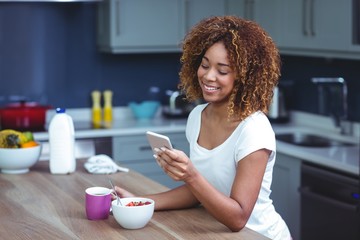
[178,16,281,122]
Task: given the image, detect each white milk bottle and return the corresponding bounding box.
[49,108,76,174]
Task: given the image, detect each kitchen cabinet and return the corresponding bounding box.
[280,0,353,53]
[184,0,244,31]
[240,0,284,45]
[112,132,189,188]
[96,0,247,53]
[96,0,186,53]
[97,0,360,58]
[240,0,360,59]
[271,152,301,240]
[250,0,360,59]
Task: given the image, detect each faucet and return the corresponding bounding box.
[311,77,351,135]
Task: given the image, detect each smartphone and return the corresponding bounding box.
[146,131,173,154]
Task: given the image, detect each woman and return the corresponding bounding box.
[114,16,291,240]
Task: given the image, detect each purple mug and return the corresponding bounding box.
[85,187,112,220]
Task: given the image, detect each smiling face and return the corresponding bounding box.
[197,42,236,106]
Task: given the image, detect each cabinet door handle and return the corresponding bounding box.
[182,0,189,32]
[139,145,176,151]
[309,0,315,36]
[299,186,358,211]
[302,0,309,36]
[115,0,120,36]
[250,0,255,20]
[245,0,254,20]
[139,146,152,151]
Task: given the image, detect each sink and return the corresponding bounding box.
[276,133,356,147]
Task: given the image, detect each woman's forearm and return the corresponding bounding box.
[144,184,199,210]
[185,171,248,231]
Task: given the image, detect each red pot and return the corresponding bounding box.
[0,102,52,131]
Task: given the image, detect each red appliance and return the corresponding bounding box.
[0,101,51,131]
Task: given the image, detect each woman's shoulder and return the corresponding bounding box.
[188,103,208,119]
[186,103,207,141]
[193,103,208,112]
[239,111,274,134]
[244,111,271,125]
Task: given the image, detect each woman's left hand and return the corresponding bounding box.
[111,186,135,201]
[155,148,197,183]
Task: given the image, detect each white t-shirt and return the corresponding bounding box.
[185,104,291,240]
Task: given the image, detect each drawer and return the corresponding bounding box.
[113,135,151,161]
[150,175,182,189]
[118,158,182,188]
[113,132,188,161]
[120,158,161,175]
[112,132,188,189]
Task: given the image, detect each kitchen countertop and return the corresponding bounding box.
[34,118,188,140]
[272,124,359,176]
[33,108,359,176]
[0,160,270,240]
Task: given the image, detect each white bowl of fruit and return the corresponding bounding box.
[0,130,41,174]
[112,197,155,229]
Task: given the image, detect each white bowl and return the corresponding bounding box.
[0,144,42,174]
[112,197,155,229]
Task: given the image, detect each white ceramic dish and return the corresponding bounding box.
[112,197,155,230]
[0,144,41,174]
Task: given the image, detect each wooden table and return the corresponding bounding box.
[0,160,270,240]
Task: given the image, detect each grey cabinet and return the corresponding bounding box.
[96,0,247,53]
[280,0,353,53]
[271,152,301,240]
[112,132,189,188]
[243,0,284,45]
[184,0,245,31]
[248,0,360,59]
[97,0,186,53]
[97,0,360,58]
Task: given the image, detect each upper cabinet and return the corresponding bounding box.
[96,0,186,53]
[243,0,284,45]
[97,0,360,59]
[280,0,358,58]
[96,0,246,53]
[249,0,360,59]
[184,0,245,31]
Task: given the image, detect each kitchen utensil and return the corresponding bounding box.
[108,178,121,206]
[91,90,102,128]
[103,90,113,128]
[85,187,112,220]
[268,86,289,123]
[128,101,160,119]
[162,90,199,118]
[0,101,51,131]
[112,197,154,229]
[0,143,41,174]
